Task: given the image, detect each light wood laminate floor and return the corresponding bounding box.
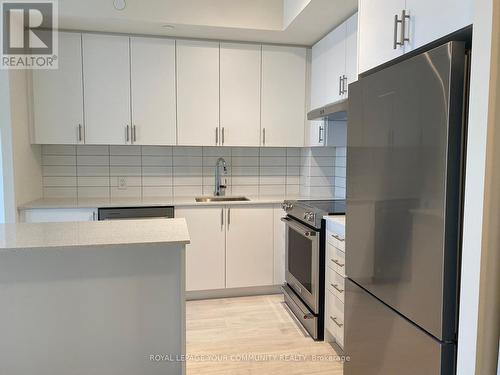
[186,294,343,375]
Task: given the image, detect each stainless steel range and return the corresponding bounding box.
[281,199,345,340]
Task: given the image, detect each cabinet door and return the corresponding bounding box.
[176,207,226,291]
[32,32,84,144]
[405,0,473,52]
[273,205,286,285]
[21,208,97,223]
[176,40,220,146]
[324,23,347,104]
[261,46,306,147]
[220,43,261,147]
[344,12,359,96]
[226,206,274,288]
[83,34,131,145]
[307,120,327,147]
[358,0,406,74]
[130,37,176,145]
[311,35,329,109]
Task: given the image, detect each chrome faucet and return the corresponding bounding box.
[214,157,228,196]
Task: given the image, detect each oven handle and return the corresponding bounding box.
[281,217,317,237]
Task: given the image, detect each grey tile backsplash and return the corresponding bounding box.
[41,145,347,200]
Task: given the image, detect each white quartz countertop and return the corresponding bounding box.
[324,215,345,226]
[18,195,332,210]
[0,218,190,250]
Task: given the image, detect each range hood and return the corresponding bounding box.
[307,98,348,121]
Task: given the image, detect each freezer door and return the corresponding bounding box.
[346,42,466,341]
[344,280,456,375]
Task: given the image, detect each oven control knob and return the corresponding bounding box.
[304,212,315,222]
[281,202,293,211]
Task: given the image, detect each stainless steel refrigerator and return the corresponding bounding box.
[345,41,469,375]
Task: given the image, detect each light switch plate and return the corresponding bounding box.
[117,177,127,190]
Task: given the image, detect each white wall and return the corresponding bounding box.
[0,71,16,223]
[456,0,495,374]
[0,70,43,222]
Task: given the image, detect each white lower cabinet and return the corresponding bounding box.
[226,205,274,288]
[21,208,97,223]
[273,205,286,285]
[178,204,278,292]
[175,206,226,292]
[324,217,346,350]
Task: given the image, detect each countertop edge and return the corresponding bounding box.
[18,196,335,210]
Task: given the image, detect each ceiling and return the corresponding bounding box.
[57,0,358,46]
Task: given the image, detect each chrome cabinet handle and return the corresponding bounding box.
[222,127,225,146]
[262,128,266,146]
[394,10,410,49]
[227,208,230,228]
[330,316,344,328]
[331,284,344,293]
[125,125,130,143]
[132,125,137,143]
[342,75,347,95]
[401,10,410,46]
[331,259,345,267]
[332,234,345,242]
[215,127,219,145]
[92,211,96,221]
[220,208,224,230]
[393,14,400,49]
[318,125,324,144]
[339,76,342,96]
[78,124,83,142]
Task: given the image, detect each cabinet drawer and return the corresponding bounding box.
[327,243,346,277]
[326,291,345,348]
[327,231,345,251]
[327,267,345,303]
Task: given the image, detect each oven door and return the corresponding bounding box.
[282,217,320,314]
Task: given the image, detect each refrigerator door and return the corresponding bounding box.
[346,42,466,341]
[344,280,456,375]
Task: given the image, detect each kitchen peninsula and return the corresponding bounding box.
[0,219,190,375]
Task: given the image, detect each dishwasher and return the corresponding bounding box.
[98,206,174,220]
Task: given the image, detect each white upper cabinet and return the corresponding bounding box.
[176,40,220,146]
[310,13,358,109]
[32,32,84,144]
[83,34,131,145]
[324,23,347,104]
[345,13,359,94]
[404,0,473,53]
[261,45,306,147]
[225,206,274,288]
[358,0,406,74]
[220,43,261,147]
[32,34,308,147]
[130,37,176,145]
[358,0,473,74]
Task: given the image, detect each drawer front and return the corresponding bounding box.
[327,243,346,277]
[327,267,345,303]
[326,220,345,251]
[326,231,345,251]
[326,291,345,348]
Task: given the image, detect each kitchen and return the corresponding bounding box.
[0,0,498,374]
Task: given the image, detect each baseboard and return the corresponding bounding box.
[186,285,282,301]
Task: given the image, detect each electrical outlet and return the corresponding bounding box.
[117,177,127,190]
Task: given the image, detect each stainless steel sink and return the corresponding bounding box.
[195,196,250,203]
